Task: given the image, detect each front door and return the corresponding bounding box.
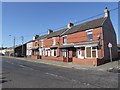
[62,49,68,62]
[78,48,83,59]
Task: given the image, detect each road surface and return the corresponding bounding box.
[1,57,118,88]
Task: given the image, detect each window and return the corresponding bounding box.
[63,36,67,44]
[52,37,56,45]
[45,50,48,56]
[62,49,68,57]
[92,47,96,58]
[86,47,91,58]
[42,49,45,56]
[54,49,56,56]
[72,49,76,57]
[85,46,97,58]
[51,49,57,56]
[87,31,93,41]
[48,49,50,56]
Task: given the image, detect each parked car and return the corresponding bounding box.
[15,53,22,57]
[10,53,23,57]
[0,53,4,56]
[10,53,15,57]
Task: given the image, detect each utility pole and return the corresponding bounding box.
[21,36,24,56]
[13,36,15,57]
[9,35,15,56]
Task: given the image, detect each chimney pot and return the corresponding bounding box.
[67,22,74,29]
[48,29,53,34]
[104,7,110,18]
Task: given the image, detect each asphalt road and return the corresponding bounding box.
[1,57,119,88]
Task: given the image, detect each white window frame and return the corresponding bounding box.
[78,48,84,59]
[92,47,98,58]
[62,49,68,57]
[42,49,45,56]
[63,35,67,45]
[52,37,56,45]
[86,29,93,41]
[85,46,98,58]
[48,49,50,56]
[87,32,93,41]
[51,49,57,57]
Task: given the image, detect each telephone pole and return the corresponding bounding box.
[9,35,15,56]
[21,36,24,56]
[13,36,15,56]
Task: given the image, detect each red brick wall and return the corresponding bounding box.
[42,56,63,61]
[73,57,97,66]
[59,37,63,45]
[67,31,87,43]
[38,40,41,47]
[66,27,103,44]
[44,38,53,48]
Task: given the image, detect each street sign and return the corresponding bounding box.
[108,42,112,48]
[108,42,112,62]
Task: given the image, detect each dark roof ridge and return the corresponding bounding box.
[62,16,106,35]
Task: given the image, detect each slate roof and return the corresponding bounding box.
[25,40,35,44]
[62,17,107,35]
[37,34,48,40]
[34,16,107,40]
[47,28,68,38]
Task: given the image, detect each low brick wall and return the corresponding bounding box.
[97,58,104,66]
[41,56,63,62]
[31,55,40,59]
[72,57,97,66]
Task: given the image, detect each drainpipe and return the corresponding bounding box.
[58,35,60,57]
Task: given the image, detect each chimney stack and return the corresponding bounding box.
[33,35,39,40]
[67,22,74,29]
[48,29,53,34]
[104,7,110,18]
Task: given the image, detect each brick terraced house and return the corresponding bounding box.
[31,8,118,66]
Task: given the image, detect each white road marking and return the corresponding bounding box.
[18,64,34,70]
[19,65,25,68]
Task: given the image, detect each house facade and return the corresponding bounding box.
[31,8,118,66]
[26,40,34,58]
[15,43,26,57]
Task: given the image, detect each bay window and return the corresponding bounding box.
[85,46,97,58]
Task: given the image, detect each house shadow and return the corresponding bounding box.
[0,77,11,84]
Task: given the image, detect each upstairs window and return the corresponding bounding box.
[52,37,56,45]
[87,31,93,41]
[63,36,67,44]
[41,40,44,47]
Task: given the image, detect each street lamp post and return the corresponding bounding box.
[21,36,24,56]
[9,35,15,56]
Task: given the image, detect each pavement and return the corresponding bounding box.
[2,56,120,72]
